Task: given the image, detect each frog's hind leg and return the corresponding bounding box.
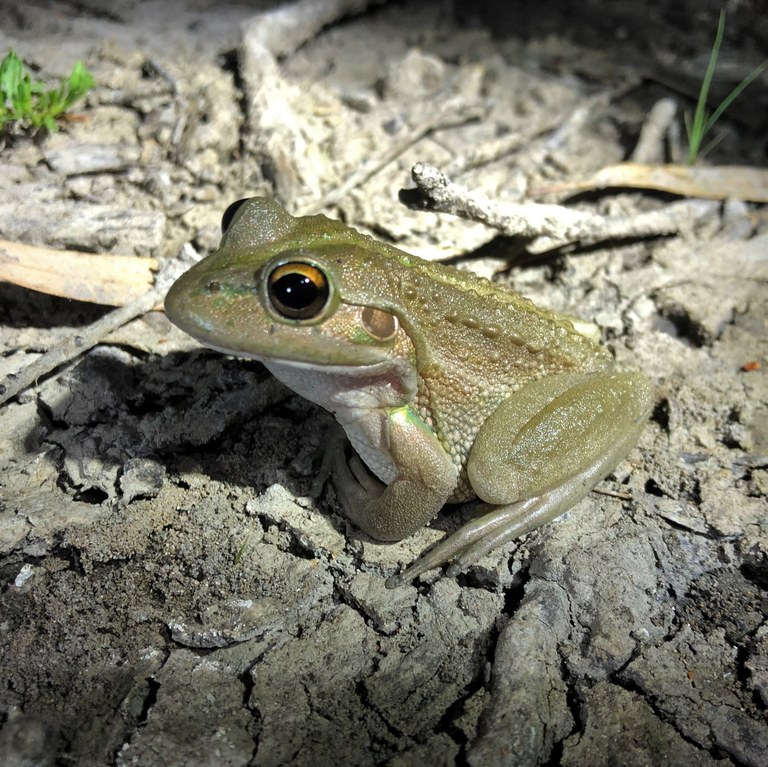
[386,453,606,588]
[386,371,653,588]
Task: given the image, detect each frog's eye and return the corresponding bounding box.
[267,262,330,320]
[221,198,249,233]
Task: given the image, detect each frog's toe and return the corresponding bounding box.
[385,498,535,588]
[347,455,383,494]
[309,425,348,497]
[332,447,385,506]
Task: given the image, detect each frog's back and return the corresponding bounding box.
[330,236,611,382]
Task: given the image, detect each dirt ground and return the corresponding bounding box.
[1,0,767,765]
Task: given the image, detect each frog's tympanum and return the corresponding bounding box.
[165,198,653,587]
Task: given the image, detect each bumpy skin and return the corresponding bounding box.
[165,198,654,586]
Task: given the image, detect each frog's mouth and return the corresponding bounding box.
[184,332,389,367]
[165,289,393,369]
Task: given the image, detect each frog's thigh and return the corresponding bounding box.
[467,372,654,505]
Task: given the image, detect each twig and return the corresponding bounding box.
[402,162,719,253]
[242,0,390,59]
[593,487,633,500]
[0,246,196,407]
[298,76,485,215]
[543,88,617,152]
[444,86,636,179]
[443,108,570,177]
[240,0,392,205]
[241,0,482,213]
[0,239,157,305]
[631,98,678,164]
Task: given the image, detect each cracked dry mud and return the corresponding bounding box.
[1,1,767,766]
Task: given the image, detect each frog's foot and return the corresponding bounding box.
[385,458,605,589]
[333,448,387,504]
[309,425,349,498]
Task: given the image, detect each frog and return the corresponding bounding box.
[165,197,654,588]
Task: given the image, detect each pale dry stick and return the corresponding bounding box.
[242,0,482,214]
[240,0,391,204]
[543,91,614,153]
[533,83,638,163]
[631,98,678,164]
[444,111,567,177]
[242,0,390,58]
[0,246,195,408]
[0,239,157,304]
[406,162,719,253]
[593,487,633,500]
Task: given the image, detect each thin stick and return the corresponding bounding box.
[0,247,194,407]
[404,162,719,253]
[298,85,484,216]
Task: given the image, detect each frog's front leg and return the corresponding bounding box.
[332,406,459,542]
[387,371,654,587]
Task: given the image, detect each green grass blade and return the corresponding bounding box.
[687,10,726,164]
[701,59,768,136]
[687,10,768,164]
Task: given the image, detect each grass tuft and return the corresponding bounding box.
[0,50,94,136]
[687,11,768,164]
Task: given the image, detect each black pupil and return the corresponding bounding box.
[272,272,324,316]
[275,273,315,308]
[267,261,329,320]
